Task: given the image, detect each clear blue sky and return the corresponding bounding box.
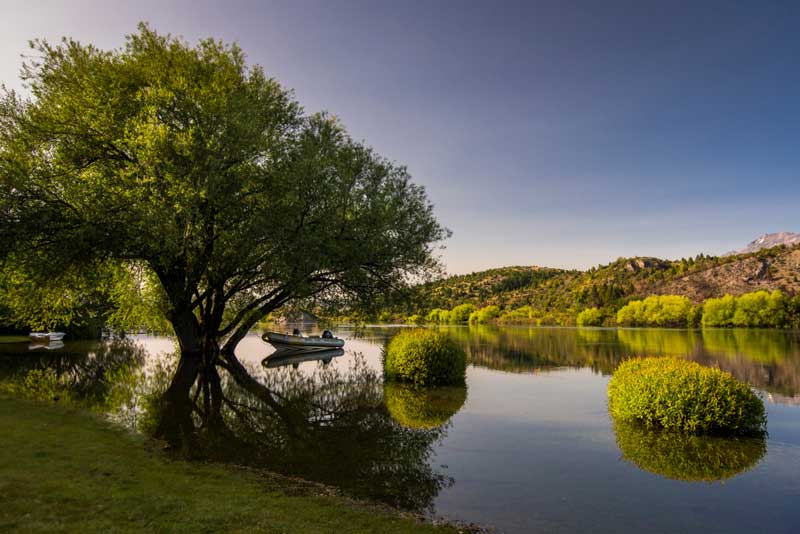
[2,0,799,274]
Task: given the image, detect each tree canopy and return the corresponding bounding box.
[0,24,448,441]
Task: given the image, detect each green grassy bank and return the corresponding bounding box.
[0,397,458,533]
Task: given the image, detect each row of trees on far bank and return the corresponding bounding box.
[377,290,800,329]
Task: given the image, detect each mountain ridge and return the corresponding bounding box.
[412,235,800,313]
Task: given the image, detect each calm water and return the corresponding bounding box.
[2,326,800,533]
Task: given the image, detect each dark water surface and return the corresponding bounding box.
[2,326,800,533]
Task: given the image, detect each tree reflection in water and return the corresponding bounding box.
[0,338,148,416]
[201,355,454,513]
[612,419,767,482]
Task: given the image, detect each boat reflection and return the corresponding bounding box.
[262,348,345,369]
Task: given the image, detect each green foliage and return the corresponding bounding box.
[608,357,766,435]
[468,305,501,324]
[425,308,451,324]
[384,383,467,429]
[406,314,424,325]
[702,295,736,327]
[576,307,603,327]
[448,303,477,324]
[613,420,766,482]
[616,295,694,327]
[702,290,791,328]
[384,329,466,386]
[0,25,448,360]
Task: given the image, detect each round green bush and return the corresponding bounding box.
[384,383,467,429]
[384,329,466,386]
[612,420,766,482]
[608,357,766,435]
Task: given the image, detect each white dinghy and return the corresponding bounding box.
[262,330,344,352]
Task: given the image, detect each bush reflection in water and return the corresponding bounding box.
[612,419,767,482]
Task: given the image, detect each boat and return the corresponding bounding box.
[263,348,345,369]
[262,331,344,352]
[29,332,66,342]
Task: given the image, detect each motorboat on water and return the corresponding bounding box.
[263,348,345,369]
[29,332,66,342]
[262,330,344,352]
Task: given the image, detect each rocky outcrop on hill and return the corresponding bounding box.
[725,232,800,256]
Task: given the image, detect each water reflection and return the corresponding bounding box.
[384,383,467,429]
[215,358,454,512]
[420,325,800,403]
[612,420,767,482]
[0,338,147,409]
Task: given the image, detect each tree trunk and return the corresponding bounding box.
[155,310,203,447]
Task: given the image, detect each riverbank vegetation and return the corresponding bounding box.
[353,287,800,330]
[333,243,800,329]
[608,357,766,435]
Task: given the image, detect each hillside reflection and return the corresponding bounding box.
[430,326,800,403]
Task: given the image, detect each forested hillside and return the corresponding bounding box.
[405,244,800,322]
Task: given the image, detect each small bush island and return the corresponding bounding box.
[384,329,466,386]
[608,357,765,435]
[576,307,603,326]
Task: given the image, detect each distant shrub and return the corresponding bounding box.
[384,383,467,429]
[613,420,766,482]
[702,294,736,327]
[384,329,466,386]
[616,295,693,327]
[702,290,790,328]
[425,308,450,323]
[576,307,603,327]
[449,303,477,323]
[608,357,765,435]
[407,314,424,325]
[469,305,501,324]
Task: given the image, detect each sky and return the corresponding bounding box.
[1,0,799,274]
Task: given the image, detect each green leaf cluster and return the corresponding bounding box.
[576,307,603,326]
[608,357,766,435]
[702,290,790,328]
[616,295,696,327]
[468,305,500,324]
[384,329,466,386]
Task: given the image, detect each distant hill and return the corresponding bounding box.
[412,242,800,313]
[725,232,800,256]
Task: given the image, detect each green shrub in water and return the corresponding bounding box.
[384,329,466,386]
[608,357,765,435]
[384,383,467,429]
[612,420,766,482]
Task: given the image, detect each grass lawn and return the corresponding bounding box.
[0,397,460,533]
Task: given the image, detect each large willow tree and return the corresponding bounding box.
[0,25,448,441]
